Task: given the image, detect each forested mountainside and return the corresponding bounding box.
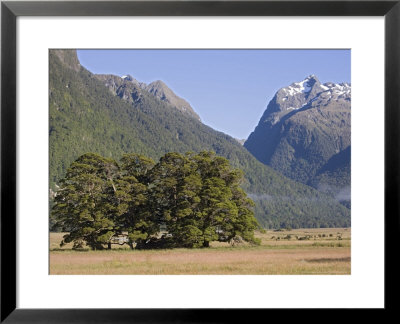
[245,75,351,208]
[49,50,350,228]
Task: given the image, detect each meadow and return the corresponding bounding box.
[49,228,350,275]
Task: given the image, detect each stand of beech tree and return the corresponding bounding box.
[51,151,261,250]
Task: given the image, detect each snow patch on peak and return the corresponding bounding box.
[282,80,350,111]
[320,84,329,91]
[270,76,350,114]
[297,79,312,93]
[321,82,351,97]
[283,81,310,96]
[282,75,318,97]
[121,75,135,82]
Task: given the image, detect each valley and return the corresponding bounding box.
[49,49,352,275]
[49,50,350,229]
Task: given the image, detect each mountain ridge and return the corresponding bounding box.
[95,73,201,121]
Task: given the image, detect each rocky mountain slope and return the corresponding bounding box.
[244,75,351,207]
[95,74,200,121]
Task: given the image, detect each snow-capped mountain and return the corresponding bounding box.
[244,75,351,208]
[266,75,350,119]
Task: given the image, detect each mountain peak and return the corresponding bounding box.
[264,75,350,117]
[51,49,81,72]
[121,74,134,81]
[306,74,318,80]
[285,75,321,95]
[244,75,351,210]
[149,80,166,86]
[145,81,201,121]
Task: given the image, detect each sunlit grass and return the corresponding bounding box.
[50,228,351,275]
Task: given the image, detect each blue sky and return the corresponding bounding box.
[77,49,350,139]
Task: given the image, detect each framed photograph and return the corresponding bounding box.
[1,0,398,321]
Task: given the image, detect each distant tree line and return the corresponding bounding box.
[51,151,261,250]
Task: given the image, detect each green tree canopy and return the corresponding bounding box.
[51,151,260,250]
[51,153,119,250]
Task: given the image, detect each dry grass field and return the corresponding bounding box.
[49,228,350,275]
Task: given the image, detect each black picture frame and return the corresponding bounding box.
[1,0,398,322]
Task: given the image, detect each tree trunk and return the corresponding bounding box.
[108,242,112,250]
[203,240,210,248]
[128,242,134,250]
